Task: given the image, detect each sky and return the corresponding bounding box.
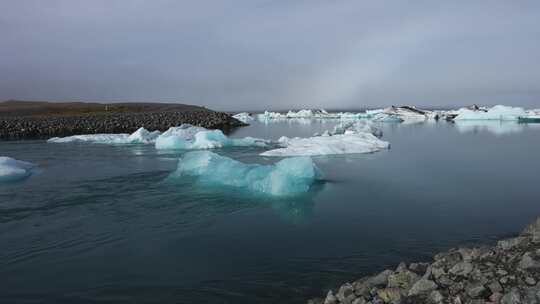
[1,1,539,111]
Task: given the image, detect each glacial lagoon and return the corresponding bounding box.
[1,118,540,303]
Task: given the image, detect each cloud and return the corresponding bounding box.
[1,0,539,110]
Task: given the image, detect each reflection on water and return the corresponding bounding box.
[454,120,525,136]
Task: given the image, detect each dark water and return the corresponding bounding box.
[1,120,540,304]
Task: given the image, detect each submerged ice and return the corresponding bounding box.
[261,121,389,157]
[0,157,35,182]
[171,151,322,196]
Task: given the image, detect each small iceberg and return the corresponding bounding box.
[372,106,428,122]
[0,157,35,182]
[171,151,322,196]
[155,128,268,150]
[48,127,161,144]
[261,121,389,157]
[329,120,383,138]
[232,112,254,123]
[454,105,526,121]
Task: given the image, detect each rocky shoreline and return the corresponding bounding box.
[0,110,245,140]
[308,217,540,304]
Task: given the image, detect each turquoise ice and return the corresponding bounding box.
[0,157,35,182]
[171,151,322,196]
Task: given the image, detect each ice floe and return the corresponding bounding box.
[454,105,527,121]
[232,112,254,123]
[48,127,160,144]
[0,157,35,182]
[261,121,389,157]
[171,151,322,196]
[155,129,268,150]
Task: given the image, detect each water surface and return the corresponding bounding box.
[1,119,540,303]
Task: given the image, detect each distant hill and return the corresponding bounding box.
[0,100,209,117]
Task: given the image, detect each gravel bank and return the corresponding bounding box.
[0,111,246,140]
[309,217,540,304]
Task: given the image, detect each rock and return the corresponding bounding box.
[525,277,537,286]
[408,279,438,296]
[324,290,338,304]
[500,289,521,304]
[498,237,527,250]
[367,270,394,287]
[395,262,408,273]
[336,283,356,304]
[387,271,420,291]
[431,266,446,280]
[518,252,540,269]
[351,298,367,304]
[428,290,444,303]
[466,283,487,298]
[523,217,540,242]
[489,292,503,303]
[449,262,474,277]
[409,262,429,275]
[376,288,402,303]
[487,281,503,293]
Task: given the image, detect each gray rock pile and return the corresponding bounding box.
[309,217,540,304]
[0,111,246,140]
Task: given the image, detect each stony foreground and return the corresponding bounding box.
[0,101,245,140]
[309,217,540,304]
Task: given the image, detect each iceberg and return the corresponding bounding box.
[454,105,527,121]
[48,127,161,144]
[261,121,389,157]
[233,112,254,123]
[171,151,322,196]
[329,120,383,138]
[0,157,35,182]
[155,129,268,150]
[257,109,380,121]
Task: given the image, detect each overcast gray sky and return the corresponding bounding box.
[1,1,539,110]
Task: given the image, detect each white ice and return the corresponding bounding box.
[261,121,389,157]
[454,105,527,121]
[329,120,383,138]
[0,157,35,182]
[233,112,254,123]
[155,128,268,150]
[172,151,322,196]
[48,127,160,144]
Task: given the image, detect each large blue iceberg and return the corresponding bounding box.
[171,151,322,196]
[0,157,35,182]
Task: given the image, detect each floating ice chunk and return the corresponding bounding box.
[126,128,161,144]
[155,129,268,150]
[372,113,404,123]
[261,131,389,157]
[233,112,254,123]
[172,151,322,196]
[330,120,383,138]
[454,105,527,121]
[0,157,35,182]
[48,127,160,144]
